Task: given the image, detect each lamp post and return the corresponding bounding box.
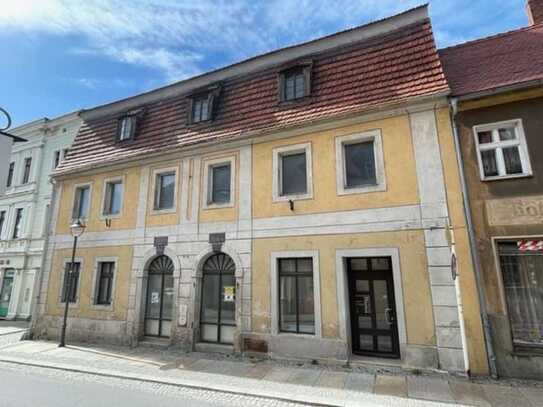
[59,219,86,347]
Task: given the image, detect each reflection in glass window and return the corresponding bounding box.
[280,152,307,196]
[344,141,376,188]
[279,258,314,334]
[498,242,543,347]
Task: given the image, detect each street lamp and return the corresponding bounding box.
[59,219,86,347]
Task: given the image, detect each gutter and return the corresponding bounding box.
[455,79,543,102]
[450,98,498,378]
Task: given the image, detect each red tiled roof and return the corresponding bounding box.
[439,23,543,97]
[59,17,448,174]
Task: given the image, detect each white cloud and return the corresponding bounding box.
[0,0,526,83]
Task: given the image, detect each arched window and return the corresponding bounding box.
[200,253,236,344]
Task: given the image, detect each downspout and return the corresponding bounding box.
[450,98,498,378]
[448,224,470,376]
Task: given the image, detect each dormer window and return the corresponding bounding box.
[279,63,312,103]
[192,95,210,123]
[117,115,137,142]
[187,85,221,125]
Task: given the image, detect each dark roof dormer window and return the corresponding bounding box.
[117,115,137,142]
[187,85,221,125]
[116,108,145,143]
[278,62,312,103]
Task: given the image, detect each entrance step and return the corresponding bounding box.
[138,337,171,349]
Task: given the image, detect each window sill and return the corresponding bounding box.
[99,213,122,220]
[481,173,532,182]
[512,344,543,357]
[58,302,80,309]
[202,201,235,210]
[277,95,313,107]
[273,193,313,203]
[90,304,114,312]
[273,332,320,340]
[149,207,177,216]
[337,182,387,196]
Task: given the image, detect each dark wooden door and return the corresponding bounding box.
[347,257,400,358]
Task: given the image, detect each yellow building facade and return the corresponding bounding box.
[31,6,489,376]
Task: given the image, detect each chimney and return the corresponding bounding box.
[527,0,543,25]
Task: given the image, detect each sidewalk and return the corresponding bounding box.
[0,339,541,406]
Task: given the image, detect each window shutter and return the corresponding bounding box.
[278,73,286,102]
[303,64,312,97]
[115,118,124,141]
[186,97,194,125]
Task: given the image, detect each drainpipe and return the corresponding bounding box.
[448,224,470,375]
[450,98,498,378]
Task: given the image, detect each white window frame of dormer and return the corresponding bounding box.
[58,257,83,308]
[100,176,125,219]
[71,182,92,222]
[473,119,532,181]
[90,256,118,311]
[202,156,236,210]
[150,166,179,214]
[335,130,386,196]
[272,142,313,202]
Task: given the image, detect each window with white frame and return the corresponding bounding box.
[154,171,176,211]
[335,130,386,195]
[72,185,90,220]
[53,150,61,169]
[22,157,32,184]
[103,179,123,216]
[203,157,235,208]
[210,163,231,204]
[6,162,14,188]
[12,208,23,239]
[273,143,312,201]
[474,120,532,180]
[0,210,5,239]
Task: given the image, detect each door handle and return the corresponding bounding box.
[385,308,395,325]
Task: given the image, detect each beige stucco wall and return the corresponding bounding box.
[45,245,133,321]
[57,167,141,234]
[252,230,436,347]
[252,115,419,218]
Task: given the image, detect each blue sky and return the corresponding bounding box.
[0,0,528,127]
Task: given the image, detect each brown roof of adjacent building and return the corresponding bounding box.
[439,22,543,97]
[58,6,448,175]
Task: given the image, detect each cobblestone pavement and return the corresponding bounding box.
[0,339,542,406]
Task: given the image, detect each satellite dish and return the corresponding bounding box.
[0,107,12,131]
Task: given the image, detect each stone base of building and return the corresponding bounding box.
[490,314,543,380]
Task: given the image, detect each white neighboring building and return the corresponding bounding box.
[0,112,81,319]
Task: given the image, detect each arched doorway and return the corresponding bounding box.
[144,255,174,338]
[200,253,236,344]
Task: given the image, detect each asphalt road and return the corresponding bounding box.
[0,364,301,407]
